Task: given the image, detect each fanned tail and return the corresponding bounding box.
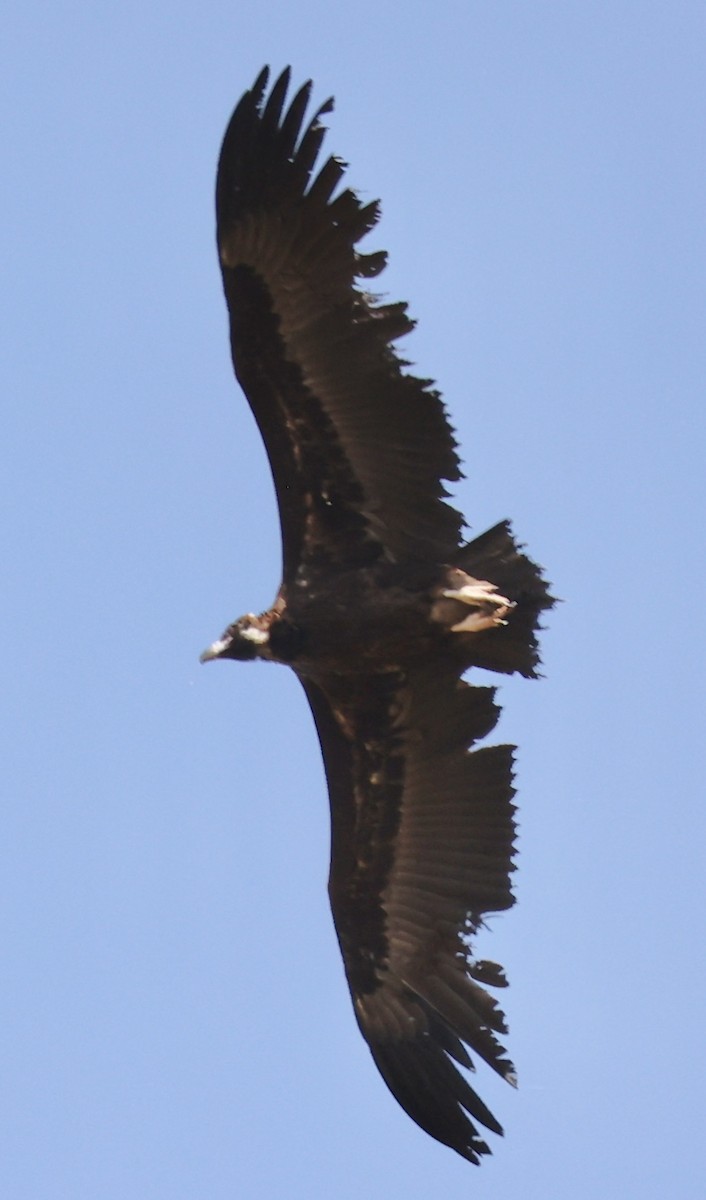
[453,520,555,677]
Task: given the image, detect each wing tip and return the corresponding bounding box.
[218,68,378,254]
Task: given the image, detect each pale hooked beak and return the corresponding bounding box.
[199,636,231,663]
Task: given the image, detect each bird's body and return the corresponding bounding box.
[207,554,514,672]
[201,66,553,1164]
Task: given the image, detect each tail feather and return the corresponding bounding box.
[453,520,555,677]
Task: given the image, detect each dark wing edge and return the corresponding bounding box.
[216,67,464,577]
[301,668,518,1165]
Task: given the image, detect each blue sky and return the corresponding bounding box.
[3,3,705,1197]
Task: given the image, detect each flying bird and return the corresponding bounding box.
[201,66,553,1165]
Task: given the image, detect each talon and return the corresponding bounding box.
[441,582,515,633]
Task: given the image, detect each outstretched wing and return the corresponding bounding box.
[302,666,518,1165]
[216,67,464,582]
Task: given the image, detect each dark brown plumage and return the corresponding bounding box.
[201,66,553,1164]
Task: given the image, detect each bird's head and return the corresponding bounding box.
[199,614,270,663]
